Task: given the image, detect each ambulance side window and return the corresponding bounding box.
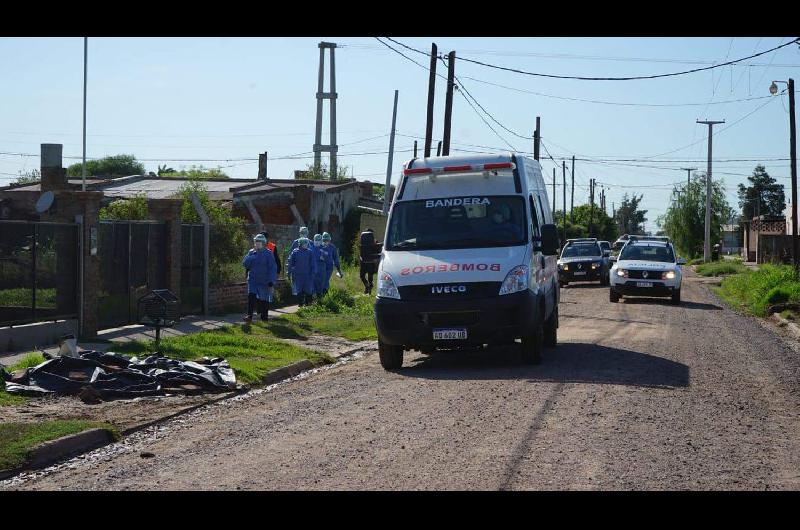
[537,195,547,227]
[529,195,540,237]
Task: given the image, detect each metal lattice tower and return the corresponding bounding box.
[314,42,338,180]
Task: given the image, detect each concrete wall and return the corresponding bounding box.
[1,319,79,354]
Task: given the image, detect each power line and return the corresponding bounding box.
[388,37,800,81]
[344,41,800,67]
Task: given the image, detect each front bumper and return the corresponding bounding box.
[374,290,539,348]
[559,268,602,282]
[611,280,679,297]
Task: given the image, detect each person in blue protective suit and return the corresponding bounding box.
[285,226,309,272]
[311,233,327,300]
[242,233,277,322]
[288,237,316,306]
[320,232,342,294]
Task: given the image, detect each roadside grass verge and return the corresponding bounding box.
[113,325,333,385]
[1,353,47,407]
[715,264,800,317]
[695,261,748,277]
[0,387,27,407]
[688,258,705,266]
[0,420,120,471]
[276,265,377,342]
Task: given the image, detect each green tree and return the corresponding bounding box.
[157,164,176,176]
[99,193,148,220]
[66,154,145,178]
[658,173,733,259]
[160,165,229,179]
[615,193,648,235]
[178,180,249,285]
[554,204,618,242]
[737,164,785,219]
[13,169,40,185]
[297,163,350,180]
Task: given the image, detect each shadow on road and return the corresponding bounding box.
[401,343,689,389]
[620,298,722,310]
[562,283,605,289]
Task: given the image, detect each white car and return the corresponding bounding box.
[608,239,686,304]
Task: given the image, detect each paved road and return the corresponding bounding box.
[7,272,800,490]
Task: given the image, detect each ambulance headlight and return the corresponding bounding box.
[376,271,400,299]
[499,265,529,295]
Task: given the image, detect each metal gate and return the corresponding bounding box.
[0,220,79,326]
[97,221,167,329]
[180,224,205,315]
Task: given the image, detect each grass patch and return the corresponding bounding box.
[0,386,27,407]
[8,352,46,372]
[688,257,705,266]
[0,420,120,471]
[0,288,55,307]
[695,261,748,277]
[112,324,332,385]
[283,266,377,341]
[715,264,800,317]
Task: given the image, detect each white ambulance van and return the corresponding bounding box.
[374,153,561,369]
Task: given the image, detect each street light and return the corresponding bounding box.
[770,78,797,276]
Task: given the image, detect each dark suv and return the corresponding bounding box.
[557,238,610,286]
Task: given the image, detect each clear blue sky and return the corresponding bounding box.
[1,37,798,231]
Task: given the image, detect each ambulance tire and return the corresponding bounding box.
[378,340,404,370]
[544,306,558,347]
[521,321,544,365]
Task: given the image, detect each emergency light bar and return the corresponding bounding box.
[403,162,515,176]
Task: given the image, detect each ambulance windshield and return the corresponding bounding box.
[386,195,527,251]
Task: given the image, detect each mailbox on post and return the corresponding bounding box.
[137,289,180,347]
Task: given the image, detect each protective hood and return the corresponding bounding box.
[381,245,528,286]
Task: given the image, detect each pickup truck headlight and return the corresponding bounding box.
[499,265,529,295]
[616,269,628,278]
[591,262,600,269]
[376,271,400,299]
[662,271,676,280]
[560,263,569,271]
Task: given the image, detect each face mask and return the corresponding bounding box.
[323,241,330,247]
[314,241,321,247]
[254,242,264,250]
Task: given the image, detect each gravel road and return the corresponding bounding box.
[5,271,800,490]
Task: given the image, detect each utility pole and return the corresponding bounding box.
[314,42,338,179]
[570,155,575,224]
[424,43,438,158]
[681,167,697,188]
[383,90,399,215]
[697,119,725,261]
[413,140,418,158]
[589,178,595,238]
[82,37,87,191]
[562,160,567,243]
[790,78,797,277]
[533,117,540,161]
[436,141,442,157]
[552,168,556,213]
[442,51,456,156]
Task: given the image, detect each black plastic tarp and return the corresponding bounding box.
[2,351,236,398]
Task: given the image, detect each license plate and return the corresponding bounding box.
[636,282,653,288]
[433,328,467,340]
[573,271,587,276]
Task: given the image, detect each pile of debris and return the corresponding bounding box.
[2,350,237,400]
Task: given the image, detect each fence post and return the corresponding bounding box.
[190,193,210,316]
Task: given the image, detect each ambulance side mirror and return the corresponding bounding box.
[540,224,559,255]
